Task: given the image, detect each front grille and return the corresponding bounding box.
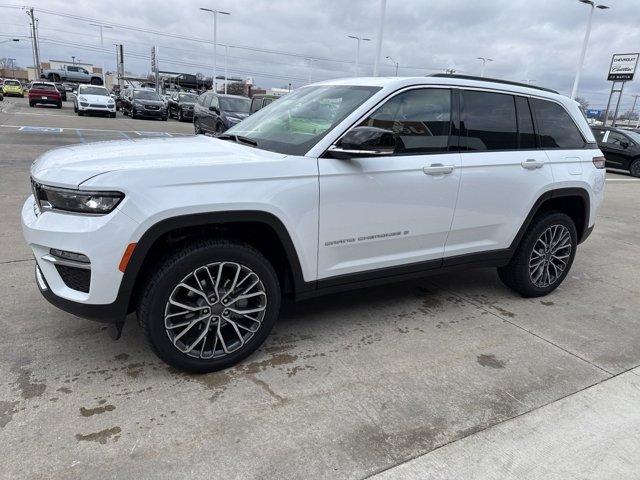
[89,103,107,108]
[55,264,91,293]
[145,105,160,110]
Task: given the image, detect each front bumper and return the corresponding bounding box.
[22,195,139,322]
[78,102,116,113]
[134,107,166,118]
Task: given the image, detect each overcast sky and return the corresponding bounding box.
[1,0,639,110]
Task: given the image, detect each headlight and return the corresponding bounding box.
[79,96,87,102]
[33,184,124,215]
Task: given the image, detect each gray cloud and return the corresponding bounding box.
[1,0,639,110]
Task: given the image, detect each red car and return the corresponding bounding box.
[28,81,62,108]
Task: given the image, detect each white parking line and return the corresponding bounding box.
[0,124,190,136]
[606,178,640,182]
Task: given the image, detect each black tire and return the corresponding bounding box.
[29,101,34,107]
[498,212,577,297]
[178,109,184,122]
[110,112,116,118]
[56,102,62,109]
[630,159,640,178]
[162,116,168,121]
[78,110,84,116]
[73,103,78,113]
[137,239,281,373]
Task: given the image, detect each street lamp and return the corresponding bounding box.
[571,0,609,100]
[200,7,231,93]
[347,35,371,75]
[477,57,493,77]
[71,56,76,65]
[90,23,113,85]
[386,56,399,76]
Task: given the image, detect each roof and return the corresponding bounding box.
[313,75,569,103]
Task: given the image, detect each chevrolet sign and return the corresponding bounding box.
[608,53,639,81]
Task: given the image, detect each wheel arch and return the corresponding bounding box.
[119,211,310,314]
[510,187,591,251]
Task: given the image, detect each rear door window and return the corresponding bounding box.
[531,98,585,149]
[461,90,518,151]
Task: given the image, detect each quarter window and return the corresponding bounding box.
[531,99,585,149]
[357,88,452,154]
[461,90,518,151]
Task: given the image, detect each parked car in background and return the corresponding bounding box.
[2,79,24,97]
[61,82,76,92]
[41,65,103,85]
[73,84,116,117]
[54,83,67,101]
[193,92,251,135]
[592,126,640,177]
[249,94,279,114]
[28,82,61,108]
[168,91,198,121]
[121,88,167,120]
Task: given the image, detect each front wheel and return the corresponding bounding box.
[138,239,281,373]
[194,119,203,134]
[498,212,577,297]
[630,159,640,178]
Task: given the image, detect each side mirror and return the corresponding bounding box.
[327,126,399,159]
[209,105,220,114]
[620,141,630,149]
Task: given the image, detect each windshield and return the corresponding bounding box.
[225,85,381,155]
[220,97,250,113]
[179,93,198,102]
[5,80,20,86]
[134,90,161,101]
[79,86,108,96]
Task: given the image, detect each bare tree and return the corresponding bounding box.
[0,57,18,69]
[226,81,246,96]
[575,96,589,110]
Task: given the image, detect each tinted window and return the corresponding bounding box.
[515,96,536,149]
[67,66,78,72]
[197,93,208,106]
[606,131,631,148]
[531,99,585,149]
[263,98,274,106]
[358,88,451,154]
[31,83,56,91]
[220,97,250,113]
[462,90,517,151]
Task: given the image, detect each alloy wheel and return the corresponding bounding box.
[528,224,572,288]
[163,262,267,359]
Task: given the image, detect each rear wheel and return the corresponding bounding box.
[630,159,640,178]
[137,239,281,373]
[29,101,35,107]
[56,101,62,109]
[78,110,84,116]
[194,119,203,134]
[498,212,577,297]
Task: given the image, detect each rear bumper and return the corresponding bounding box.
[30,96,60,104]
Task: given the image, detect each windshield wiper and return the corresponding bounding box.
[217,134,258,147]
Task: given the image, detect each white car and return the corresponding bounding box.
[73,84,116,117]
[22,75,605,372]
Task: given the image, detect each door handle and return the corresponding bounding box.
[423,163,455,175]
[521,159,545,169]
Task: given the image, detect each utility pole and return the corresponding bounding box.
[630,94,640,127]
[26,8,41,78]
[372,0,387,76]
[8,58,16,78]
[90,24,112,85]
[224,44,228,94]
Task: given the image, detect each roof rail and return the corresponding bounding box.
[429,73,559,95]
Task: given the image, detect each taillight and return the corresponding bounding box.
[592,156,606,169]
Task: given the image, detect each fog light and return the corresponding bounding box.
[50,248,90,264]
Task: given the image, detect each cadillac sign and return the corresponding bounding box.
[608,53,639,81]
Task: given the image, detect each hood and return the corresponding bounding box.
[179,100,196,107]
[78,94,111,104]
[30,135,287,187]
[225,111,250,119]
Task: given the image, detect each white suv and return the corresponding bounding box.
[22,75,606,372]
[73,84,116,117]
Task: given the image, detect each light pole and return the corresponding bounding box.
[306,58,316,83]
[347,35,371,76]
[372,0,387,76]
[571,0,609,100]
[8,58,16,78]
[223,44,229,94]
[90,23,113,85]
[385,56,399,76]
[71,56,76,65]
[477,57,493,77]
[200,7,231,93]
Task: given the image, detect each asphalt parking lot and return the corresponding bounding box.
[1,95,640,480]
